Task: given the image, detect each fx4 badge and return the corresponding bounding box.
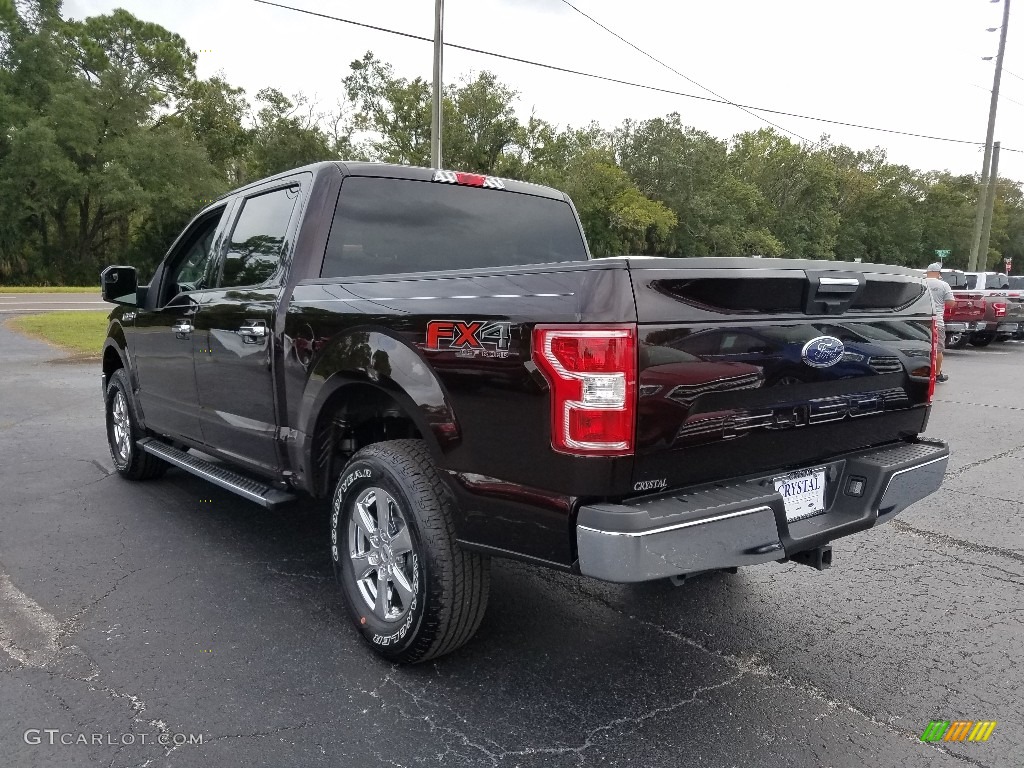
[426,320,512,359]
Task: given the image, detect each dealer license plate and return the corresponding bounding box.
[773,468,827,521]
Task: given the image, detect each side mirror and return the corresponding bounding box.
[101,266,138,305]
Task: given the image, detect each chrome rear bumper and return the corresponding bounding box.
[575,439,949,583]
[945,321,984,332]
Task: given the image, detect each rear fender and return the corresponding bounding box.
[295,329,459,489]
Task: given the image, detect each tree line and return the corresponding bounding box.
[2,1,1022,284]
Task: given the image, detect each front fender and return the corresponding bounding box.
[101,320,134,389]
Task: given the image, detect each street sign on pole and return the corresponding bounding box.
[1005,257,1013,274]
[935,250,951,260]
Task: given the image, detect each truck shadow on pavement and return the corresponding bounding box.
[80,465,988,765]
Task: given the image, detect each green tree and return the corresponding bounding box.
[343,51,431,166]
[729,129,838,258]
[524,126,675,256]
[617,114,782,257]
[247,87,333,179]
[442,71,521,174]
[0,2,223,283]
[171,75,250,182]
[917,172,977,270]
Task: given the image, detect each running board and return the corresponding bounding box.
[137,438,296,510]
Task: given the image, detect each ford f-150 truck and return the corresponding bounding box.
[943,293,987,349]
[100,161,949,663]
[959,271,1024,345]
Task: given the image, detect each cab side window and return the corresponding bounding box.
[160,207,226,306]
[219,186,299,289]
[177,228,217,290]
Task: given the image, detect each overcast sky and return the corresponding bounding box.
[63,0,1023,181]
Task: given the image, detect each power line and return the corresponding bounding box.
[968,81,1024,110]
[252,0,1024,154]
[555,0,811,143]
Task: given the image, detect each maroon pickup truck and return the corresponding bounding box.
[943,292,987,349]
[99,161,950,662]
[959,271,1024,346]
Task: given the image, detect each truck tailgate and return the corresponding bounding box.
[624,259,934,491]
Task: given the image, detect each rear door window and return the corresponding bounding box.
[219,186,299,288]
[986,274,1009,289]
[321,177,588,278]
[940,272,966,289]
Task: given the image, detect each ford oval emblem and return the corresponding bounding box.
[801,336,845,368]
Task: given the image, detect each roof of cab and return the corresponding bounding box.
[208,160,568,206]
[337,161,568,200]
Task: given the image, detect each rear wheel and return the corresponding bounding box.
[330,439,490,663]
[946,331,969,350]
[105,369,168,480]
[969,333,994,347]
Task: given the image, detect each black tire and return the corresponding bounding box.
[969,333,994,347]
[946,331,969,350]
[330,439,490,663]
[105,369,168,480]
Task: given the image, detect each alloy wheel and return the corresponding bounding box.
[110,390,132,463]
[346,486,417,623]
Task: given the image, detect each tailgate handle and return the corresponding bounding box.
[817,277,860,292]
[805,271,865,315]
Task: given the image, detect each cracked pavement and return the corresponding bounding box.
[0,324,1021,767]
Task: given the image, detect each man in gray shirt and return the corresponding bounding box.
[925,262,955,382]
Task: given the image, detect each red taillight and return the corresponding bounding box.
[532,325,637,456]
[928,316,938,402]
[994,301,1007,318]
[455,172,485,187]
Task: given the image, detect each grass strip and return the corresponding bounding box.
[7,311,109,357]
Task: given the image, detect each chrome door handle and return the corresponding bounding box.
[172,321,194,337]
[238,320,268,342]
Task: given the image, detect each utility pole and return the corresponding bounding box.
[430,0,444,169]
[969,0,1012,271]
[978,141,1002,269]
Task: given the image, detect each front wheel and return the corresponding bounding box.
[330,439,490,663]
[105,369,167,480]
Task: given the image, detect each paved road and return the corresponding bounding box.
[0,326,1021,768]
[0,292,106,313]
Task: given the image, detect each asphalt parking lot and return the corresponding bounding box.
[1,324,1021,768]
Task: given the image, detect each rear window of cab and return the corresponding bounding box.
[320,177,588,278]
